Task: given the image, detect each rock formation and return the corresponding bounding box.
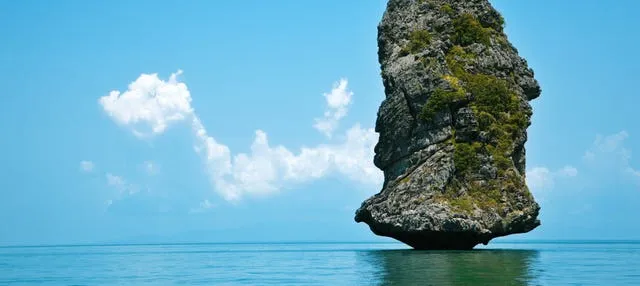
[355,0,541,250]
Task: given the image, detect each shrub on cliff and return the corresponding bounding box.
[400,30,432,55]
[453,13,491,46]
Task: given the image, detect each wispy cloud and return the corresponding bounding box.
[106,173,125,188]
[100,71,382,201]
[527,131,640,200]
[526,165,578,199]
[583,131,630,163]
[627,167,640,178]
[79,160,95,173]
[105,173,139,195]
[143,161,158,175]
[526,167,554,191]
[583,131,640,182]
[557,165,578,177]
[189,199,216,214]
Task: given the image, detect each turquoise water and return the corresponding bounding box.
[1,241,639,285]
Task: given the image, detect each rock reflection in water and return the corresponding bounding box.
[359,249,538,285]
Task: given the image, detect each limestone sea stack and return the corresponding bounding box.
[355,0,541,250]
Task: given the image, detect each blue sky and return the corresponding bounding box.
[1,0,639,246]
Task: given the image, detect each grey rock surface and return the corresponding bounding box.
[355,0,541,250]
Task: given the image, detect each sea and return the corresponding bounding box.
[1,241,639,285]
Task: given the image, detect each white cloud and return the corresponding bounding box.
[558,165,578,177]
[313,79,353,137]
[80,160,95,172]
[105,173,138,195]
[627,168,640,177]
[526,165,579,198]
[627,167,640,186]
[189,199,216,213]
[596,131,629,152]
[198,124,381,201]
[583,151,595,161]
[526,167,554,191]
[583,131,640,182]
[143,161,158,175]
[527,131,640,202]
[99,70,193,137]
[106,173,125,187]
[583,131,631,162]
[100,71,382,201]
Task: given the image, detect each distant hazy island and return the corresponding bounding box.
[355,0,541,250]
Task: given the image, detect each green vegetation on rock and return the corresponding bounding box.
[355,0,541,250]
[452,13,492,46]
[400,30,432,56]
[483,9,506,32]
[419,75,466,120]
[439,179,505,215]
[420,12,530,214]
[453,141,482,176]
[445,45,475,75]
[440,4,454,16]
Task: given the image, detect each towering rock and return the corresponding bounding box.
[355,0,541,250]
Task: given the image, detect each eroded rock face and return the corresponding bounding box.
[355,0,541,250]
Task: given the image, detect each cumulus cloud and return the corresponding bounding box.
[313,79,353,137]
[100,71,382,201]
[80,160,95,172]
[99,70,192,137]
[198,124,380,201]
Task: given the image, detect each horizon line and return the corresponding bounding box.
[2,239,640,249]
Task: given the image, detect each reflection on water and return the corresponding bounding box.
[360,249,538,285]
[2,243,640,284]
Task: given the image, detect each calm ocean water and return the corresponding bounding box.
[1,241,639,285]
